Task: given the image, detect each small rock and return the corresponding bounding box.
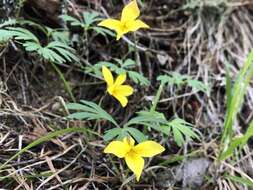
[182,158,211,188]
[51,102,61,112]
[157,53,173,66]
[156,158,211,188]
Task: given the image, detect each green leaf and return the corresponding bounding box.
[225,174,253,187]
[67,103,96,113]
[122,59,136,68]
[7,27,39,43]
[116,130,129,141]
[187,79,210,94]
[157,73,186,87]
[243,120,253,144]
[46,41,74,51]
[60,15,82,27]
[172,127,184,147]
[221,50,253,156]
[39,48,65,64]
[157,72,209,94]
[103,128,122,141]
[157,125,171,136]
[220,119,253,160]
[23,42,41,51]
[67,112,101,120]
[225,64,232,109]
[40,41,79,64]
[166,118,199,147]
[93,26,115,37]
[125,127,147,143]
[0,29,14,42]
[128,71,150,86]
[50,30,70,44]
[124,110,167,127]
[0,19,16,28]
[67,100,119,127]
[88,59,150,86]
[50,45,79,62]
[83,12,101,27]
[219,137,243,160]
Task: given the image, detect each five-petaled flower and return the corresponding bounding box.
[98,0,149,40]
[102,66,134,107]
[104,137,165,181]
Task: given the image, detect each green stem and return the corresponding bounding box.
[16,0,26,17]
[133,33,142,74]
[84,28,89,61]
[50,61,76,102]
[150,82,164,112]
[142,82,164,134]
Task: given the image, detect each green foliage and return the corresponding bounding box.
[124,110,167,127]
[0,20,78,102]
[41,41,79,64]
[66,99,197,145]
[220,50,253,159]
[225,174,253,188]
[124,110,199,146]
[125,127,147,143]
[47,28,70,45]
[103,127,147,143]
[86,58,150,86]
[67,100,147,143]
[0,19,16,28]
[162,118,199,146]
[158,72,210,95]
[219,119,253,160]
[67,100,119,127]
[61,12,114,36]
[0,19,17,42]
[0,29,14,42]
[0,26,79,64]
[103,128,123,141]
[16,28,77,64]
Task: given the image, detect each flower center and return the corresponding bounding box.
[107,85,114,95]
[121,22,129,32]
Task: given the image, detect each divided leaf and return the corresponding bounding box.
[67,100,119,127]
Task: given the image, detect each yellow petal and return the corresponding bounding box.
[133,141,165,157]
[126,19,150,32]
[98,19,123,34]
[107,85,115,95]
[102,66,114,87]
[121,0,140,23]
[123,136,135,147]
[104,141,131,158]
[115,73,126,86]
[114,85,134,96]
[113,93,128,107]
[125,151,144,181]
[116,32,125,40]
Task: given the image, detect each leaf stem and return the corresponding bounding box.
[50,61,76,102]
[133,33,142,75]
[151,82,164,112]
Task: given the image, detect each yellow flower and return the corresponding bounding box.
[98,0,149,40]
[102,66,134,107]
[104,137,165,181]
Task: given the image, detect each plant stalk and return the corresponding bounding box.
[50,61,76,102]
